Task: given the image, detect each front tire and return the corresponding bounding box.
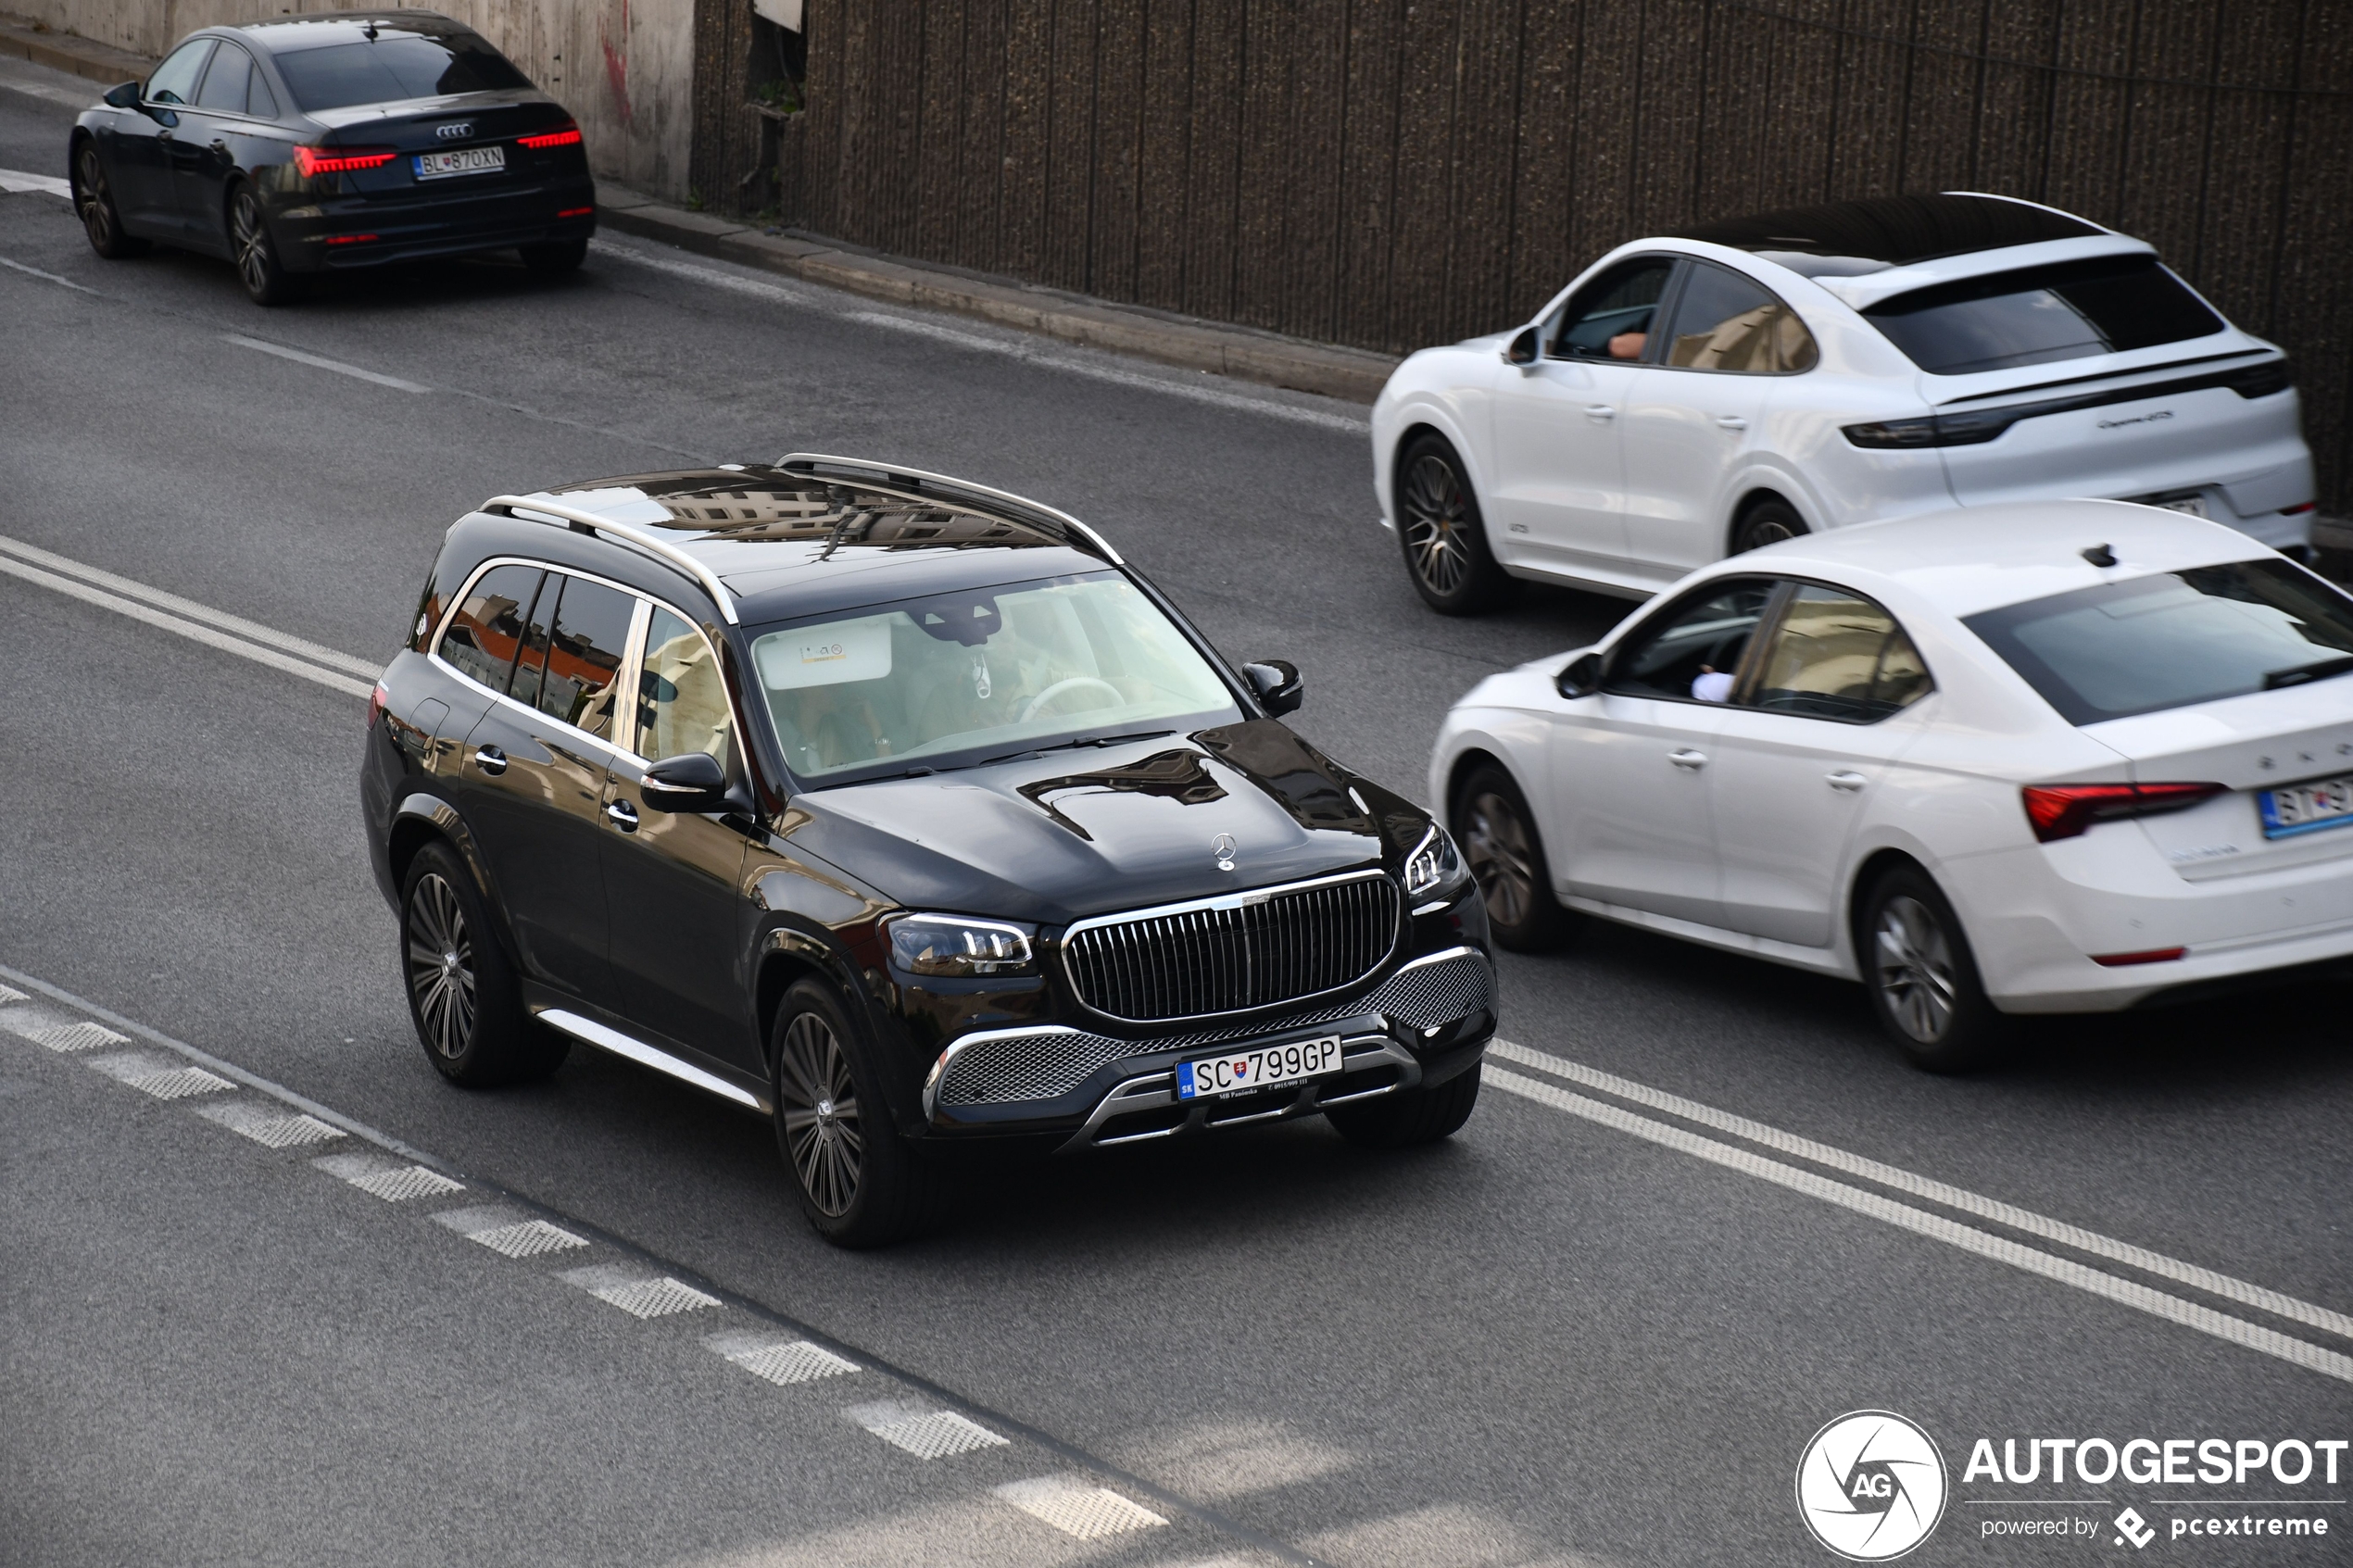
[770,978,941,1248]
[1857,865,2005,1073]
[230,184,306,306]
[74,142,147,259]
[519,236,589,273]
[1453,763,1570,951]
[1396,433,1511,615]
[400,843,566,1086]
[1325,1062,1481,1148]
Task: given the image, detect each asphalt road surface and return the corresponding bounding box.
[3,56,2347,1568]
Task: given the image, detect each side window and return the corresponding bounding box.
[194,43,253,113]
[1603,579,1779,702]
[145,39,215,105]
[636,606,733,763]
[1745,584,1932,722]
[1663,261,1818,373]
[505,572,558,709]
[535,576,635,736]
[247,60,281,119]
[1552,258,1677,362]
[436,563,542,695]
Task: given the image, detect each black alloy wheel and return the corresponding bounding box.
[1454,763,1569,951]
[74,142,146,259]
[769,979,941,1248]
[1731,497,1807,555]
[399,842,563,1085]
[1324,1061,1483,1148]
[1858,864,2005,1073]
[519,236,589,273]
[230,184,305,306]
[1397,434,1509,614]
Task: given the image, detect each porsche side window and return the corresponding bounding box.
[1746,585,1932,722]
[1663,261,1818,373]
[1552,258,1677,362]
[1603,580,1779,702]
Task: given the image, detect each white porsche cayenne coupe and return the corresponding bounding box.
[1429,502,2353,1070]
[1373,193,2316,615]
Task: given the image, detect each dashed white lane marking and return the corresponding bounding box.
[434,1204,591,1259]
[994,1474,1169,1538]
[313,1151,465,1202]
[0,982,27,1003]
[1491,1038,2353,1345]
[0,255,97,293]
[222,332,431,394]
[0,168,72,197]
[1487,1068,2353,1386]
[83,1050,234,1099]
[845,1399,1011,1460]
[4,1017,127,1052]
[560,1262,723,1319]
[197,1098,345,1148]
[706,1329,860,1385]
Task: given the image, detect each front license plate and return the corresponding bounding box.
[414,145,506,181]
[2259,774,2353,839]
[1176,1035,1342,1100]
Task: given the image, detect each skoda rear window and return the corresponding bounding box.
[1964,561,2353,724]
[273,29,528,112]
[1864,256,2223,376]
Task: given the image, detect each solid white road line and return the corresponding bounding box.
[0,551,374,698]
[0,167,72,196]
[1487,1068,2353,1386]
[223,332,431,393]
[0,254,96,292]
[0,533,383,680]
[1491,1038,2353,1345]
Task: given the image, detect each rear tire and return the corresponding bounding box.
[400,842,567,1086]
[520,236,588,273]
[1325,1062,1481,1148]
[1731,497,1806,555]
[73,142,147,259]
[1396,433,1511,615]
[230,183,306,306]
[1452,763,1570,952]
[1857,864,2007,1073]
[771,978,942,1248]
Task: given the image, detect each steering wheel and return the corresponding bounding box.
[1016,676,1124,723]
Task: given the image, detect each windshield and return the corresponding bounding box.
[273,29,529,111]
[1864,255,2222,376]
[1963,560,2353,724]
[749,572,1242,784]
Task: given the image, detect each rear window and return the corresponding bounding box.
[1964,561,2353,725]
[272,29,528,111]
[1864,256,2224,376]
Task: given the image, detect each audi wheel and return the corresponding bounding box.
[73,142,146,259]
[231,184,306,307]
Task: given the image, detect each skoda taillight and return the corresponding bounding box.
[2020,782,2225,844]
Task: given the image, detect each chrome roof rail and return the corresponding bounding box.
[774,452,1126,566]
[479,495,740,624]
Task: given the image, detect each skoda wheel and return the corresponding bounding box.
[400,842,563,1085]
[1397,433,1509,615]
[230,184,306,306]
[1731,497,1806,555]
[1858,865,2004,1073]
[1453,763,1568,951]
[73,142,146,259]
[1325,1062,1481,1148]
[771,978,939,1248]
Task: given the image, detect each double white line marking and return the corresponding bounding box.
[1488,1044,2353,1385]
[0,533,377,698]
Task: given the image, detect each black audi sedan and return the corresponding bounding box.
[362,458,1495,1245]
[69,10,594,304]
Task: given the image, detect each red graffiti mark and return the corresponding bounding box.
[598,0,633,128]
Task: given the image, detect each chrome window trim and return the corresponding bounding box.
[428,555,659,765]
[922,1023,1090,1121]
[478,495,740,624]
[1060,867,1392,940]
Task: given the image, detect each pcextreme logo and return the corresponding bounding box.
[1796,1411,1951,1561]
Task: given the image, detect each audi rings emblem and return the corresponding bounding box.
[436,122,472,141]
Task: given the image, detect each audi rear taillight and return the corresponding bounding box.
[2021,782,2226,843]
[292,144,397,178]
[518,123,583,150]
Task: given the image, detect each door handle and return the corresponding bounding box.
[209,138,228,151]
[472,745,508,776]
[1668,748,1708,771]
[1826,771,1868,792]
[605,799,639,833]
[1714,415,1748,431]
[1585,405,1617,420]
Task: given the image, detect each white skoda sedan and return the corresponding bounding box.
[1373,193,2315,616]
[1429,501,2353,1069]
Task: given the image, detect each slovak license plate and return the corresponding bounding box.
[2258,773,2353,839]
[1176,1035,1341,1099]
[415,145,505,181]
[2147,492,2209,519]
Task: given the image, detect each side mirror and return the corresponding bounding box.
[1555,651,1603,700]
[104,81,141,109]
[1242,659,1304,718]
[641,749,730,812]
[1502,326,1540,368]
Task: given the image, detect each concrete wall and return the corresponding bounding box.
[23,0,693,197]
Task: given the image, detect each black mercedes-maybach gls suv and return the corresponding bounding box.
[362,457,1495,1245]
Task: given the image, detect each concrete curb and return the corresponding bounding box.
[0,15,152,86]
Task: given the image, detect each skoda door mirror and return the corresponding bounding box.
[104,81,141,109]
[1243,659,1304,718]
[1503,326,1540,367]
[1556,651,1604,699]
[640,750,730,812]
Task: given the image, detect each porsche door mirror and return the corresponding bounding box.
[1243,659,1304,718]
[1555,652,1604,699]
[1502,326,1540,368]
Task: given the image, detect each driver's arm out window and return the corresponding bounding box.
[1602,580,1779,702]
[1552,258,1677,362]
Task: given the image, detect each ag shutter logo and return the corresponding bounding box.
[1796,1411,1950,1561]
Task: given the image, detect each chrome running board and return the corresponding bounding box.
[536,1008,771,1115]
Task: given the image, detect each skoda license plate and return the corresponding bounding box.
[1176,1035,1341,1099]
[2259,773,2353,839]
[415,145,505,181]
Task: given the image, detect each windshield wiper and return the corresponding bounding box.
[2262,655,2353,690]
[971,729,1177,770]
